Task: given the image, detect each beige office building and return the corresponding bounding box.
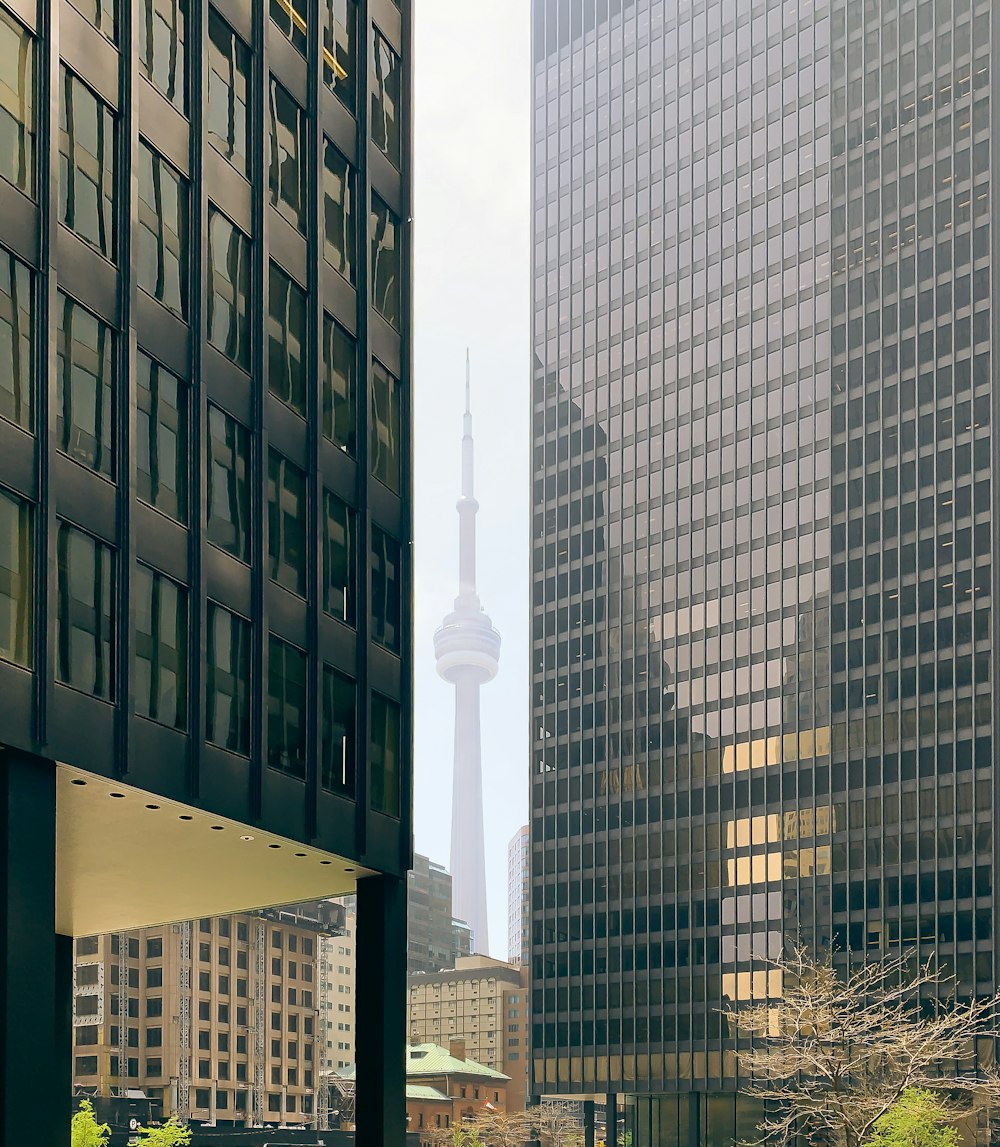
[72,905,340,1126]
[319,898,357,1074]
[407,955,529,1112]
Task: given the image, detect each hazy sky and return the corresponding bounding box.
[412,0,532,958]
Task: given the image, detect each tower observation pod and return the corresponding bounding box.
[433,353,501,955]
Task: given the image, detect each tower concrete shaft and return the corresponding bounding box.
[433,355,500,955]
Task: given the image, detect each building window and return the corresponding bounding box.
[56,294,114,477]
[322,314,355,454]
[371,360,401,493]
[146,1057,162,1077]
[268,77,306,233]
[136,352,187,524]
[0,248,32,431]
[69,0,115,40]
[267,263,307,416]
[371,27,400,168]
[75,1055,98,1076]
[322,667,355,796]
[137,141,188,318]
[323,0,356,110]
[146,997,163,1017]
[267,450,307,597]
[271,0,306,56]
[207,10,250,177]
[322,490,355,624]
[146,966,163,989]
[370,693,400,816]
[323,141,354,282]
[371,194,401,329]
[0,9,33,196]
[207,404,251,562]
[195,1089,210,1110]
[134,563,188,729]
[137,0,186,112]
[206,603,251,755]
[268,636,307,779]
[371,525,401,654]
[0,488,31,668]
[56,522,113,699]
[146,1026,162,1047]
[207,206,251,371]
[59,67,116,261]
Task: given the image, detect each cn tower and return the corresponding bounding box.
[433,354,500,955]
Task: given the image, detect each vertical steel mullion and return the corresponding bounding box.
[355,0,371,856]
[399,0,415,876]
[117,0,139,780]
[36,0,61,747]
[306,0,322,841]
[189,0,209,799]
[251,0,269,820]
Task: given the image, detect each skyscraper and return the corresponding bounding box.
[530,1,994,1144]
[0,1,412,1141]
[435,359,500,954]
[407,851,473,974]
[508,824,530,966]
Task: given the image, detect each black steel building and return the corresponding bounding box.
[0,0,411,1142]
[529,0,994,1143]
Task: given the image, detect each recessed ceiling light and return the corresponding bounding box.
[268,844,281,849]
[295,852,306,858]
[110,792,125,799]
[240,835,255,842]
[210,825,224,831]
[145,804,160,810]
[71,779,87,787]
[320,860,332,866]
[345,868,355,873]
[179,815,193,821]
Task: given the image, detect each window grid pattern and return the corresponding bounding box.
[0,0,412,863]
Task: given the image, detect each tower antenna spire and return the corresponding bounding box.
[433,353,501,956]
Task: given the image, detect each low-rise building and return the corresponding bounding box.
[405,1041,509,1136]
[408,954,528,1111]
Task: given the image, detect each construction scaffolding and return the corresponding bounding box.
[177,921,192,1121]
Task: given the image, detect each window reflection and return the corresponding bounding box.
[0,9,34,197]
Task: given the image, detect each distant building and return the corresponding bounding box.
[507,825,530,966]
[407,955,528,1112]
[405,1041,510,1139]
[407,853,471,975]
[319,898,356,1075]
[72,903,343,1126]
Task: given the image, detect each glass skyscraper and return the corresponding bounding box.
[529,0,994,1142]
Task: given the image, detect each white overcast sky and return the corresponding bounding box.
[412,0,532,958]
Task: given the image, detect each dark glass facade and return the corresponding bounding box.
[0,0,411,867]
[529,0,994,1143]
[0,0,412,1139]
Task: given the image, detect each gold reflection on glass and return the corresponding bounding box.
[722,726,831,772]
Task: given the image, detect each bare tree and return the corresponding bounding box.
[523,1102,585,1147]
[472,1109,533,1147]
[723,943,1000,1147]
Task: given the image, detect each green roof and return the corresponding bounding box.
[406,1084,450,1102]
[406,1043,510,1082]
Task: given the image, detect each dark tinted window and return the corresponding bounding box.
[207,11,250,177]
[371,360,401,492]
[323,0,356,111]
[270,0,306,56]
[371,525,401,653]
[0,9,34,196]
[206,604,251,755]
[207,207,251,370]
[370,693,400,816]
[56,294,114,477]
[137,141,188,317]
[59,68,116,260]
[322,314,355,454]
[69,0,115,42]
[267,263,307,416]
[268,450,307,597]
[268,636,307,779]
[207,404,251,562]
[136,352,187,523]
[370,27,400,167]
[138,0,187,113]
[134,564,187,729]
[268,78,307,234]
[56,522,114,699]
[371,193,400,328]
[0,488,31,668]
[0,247,32,430]
[322,667,355,796]
[323,490,355,623]
[323,141,354,282]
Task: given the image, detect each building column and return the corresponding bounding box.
[606,1093,618,1147]
[583,1098,595,1147]
[1,750,70,1145]
[355,874,406,1147]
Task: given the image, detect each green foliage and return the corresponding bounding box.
[865,1089,959,1147]
[135,1116,193,1146]
[71,1100,110,1147]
